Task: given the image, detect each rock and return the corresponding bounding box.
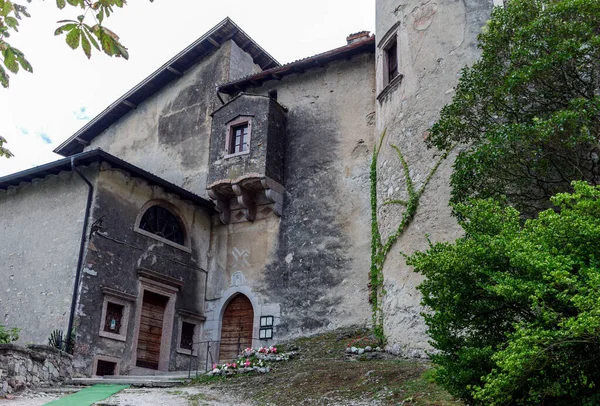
[375,347,382,352]
[350,346,358,354]
[345,347,352,353]
[357,348,365,355]
[365,346,372,352]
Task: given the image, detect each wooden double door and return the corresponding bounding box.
[136,291,168,370]
[219,294,254,362]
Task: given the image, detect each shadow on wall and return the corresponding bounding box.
[263,105,350,336]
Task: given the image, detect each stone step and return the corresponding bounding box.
[102,373,191,380]
[68,377,190,387]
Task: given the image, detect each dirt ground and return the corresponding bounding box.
[0,328,458,406]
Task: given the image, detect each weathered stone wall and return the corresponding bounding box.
[0,344,73,395]
[72,165,212,375]
[0,166,98,345]
[374,0,493,356]
[207,52,377,342]
[86,40,260,197]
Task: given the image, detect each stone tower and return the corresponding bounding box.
[374,0,494,356]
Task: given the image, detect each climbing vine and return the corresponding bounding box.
[369,129,452,343]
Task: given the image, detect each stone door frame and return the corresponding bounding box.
[130,276,178,372]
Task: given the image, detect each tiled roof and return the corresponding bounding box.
[217,35,375,94]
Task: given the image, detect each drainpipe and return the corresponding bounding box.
[65,157,94,352]
[216,86,225,105]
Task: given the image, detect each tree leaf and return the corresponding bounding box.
[5,16,18,30]
[80,29,91,58]
[0,64,9,88]
[1,1,13,18]
[65,26,80,50]
[82,26,100,50]
[3,47,18,73]
[54,22,76,35]
[56,0,65,9]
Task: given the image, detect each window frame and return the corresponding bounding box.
[92,355,121,377]
[376,23,404,102]
[259,315,274,340]
[134,201,191,253]
[224,116,253,158]
[176,316,201,355]
[98,289,134,342]
[385,39,399,84]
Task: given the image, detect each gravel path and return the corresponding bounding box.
[98,386,253,405]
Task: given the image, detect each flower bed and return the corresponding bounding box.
[207,346,298,377]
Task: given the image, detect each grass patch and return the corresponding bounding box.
[190,327,460,405]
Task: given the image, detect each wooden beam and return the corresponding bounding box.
[75,137,90,146]
[207,36,220,48]
[122,100,137,109]
[166,66,183,77]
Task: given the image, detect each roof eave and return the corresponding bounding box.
[0,149,215,211]
[54,17,279,157]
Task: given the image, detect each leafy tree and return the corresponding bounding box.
[408,182,600,405]
[427,0,600,218]
[0,0,154,88]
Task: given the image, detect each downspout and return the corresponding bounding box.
[65,157,94,352]
[216,86,225,105]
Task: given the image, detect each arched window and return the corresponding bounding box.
[139,205,185,245]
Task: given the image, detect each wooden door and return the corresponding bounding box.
[136,291,168,370]
[219,294,253,362]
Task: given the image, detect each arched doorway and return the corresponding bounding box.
[219,294,253,362]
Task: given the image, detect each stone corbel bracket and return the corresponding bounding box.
[207,175,284,224]
[207,188,231,224]
[261,177,284,217]
[232,184,256,222]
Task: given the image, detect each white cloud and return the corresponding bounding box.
[0,0,375,177]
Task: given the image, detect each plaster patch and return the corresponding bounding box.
[412,2,438,31]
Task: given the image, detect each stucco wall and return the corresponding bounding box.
[0,167,98,345]
[212,52,377,340]
[72,164,212,375]
[374,0,493,356]
[86,40,260,197]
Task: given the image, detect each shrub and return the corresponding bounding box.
[409,182,600,405]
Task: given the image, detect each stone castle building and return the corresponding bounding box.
[0,0,493,376]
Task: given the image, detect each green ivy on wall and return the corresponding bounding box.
[369,129,452,343]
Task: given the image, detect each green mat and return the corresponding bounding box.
[44,384,129,406]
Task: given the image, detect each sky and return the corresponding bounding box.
[0,0,375,176]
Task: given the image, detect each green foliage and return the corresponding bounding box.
[0,134,13,158]
[409,182,600,405]
[428,0,600,218]
[369,130,450,343]
[0,324,19,343]
[48,329,74,353]
[0,0,154,88]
